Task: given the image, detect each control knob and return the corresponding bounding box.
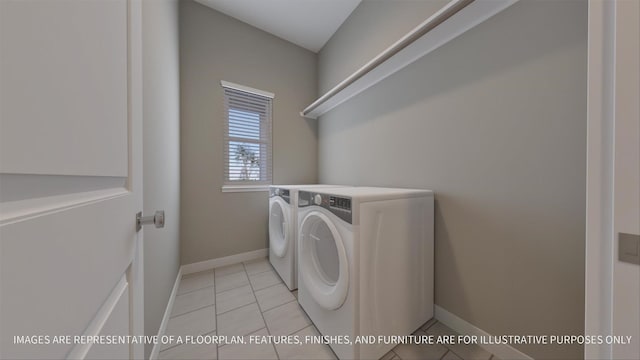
[313,194,322,205]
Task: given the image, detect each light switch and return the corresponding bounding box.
[619,233,640,265]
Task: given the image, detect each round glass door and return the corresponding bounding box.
[299,211,349,310]
[269,199,289,257]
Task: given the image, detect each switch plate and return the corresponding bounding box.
[619,233,640,265]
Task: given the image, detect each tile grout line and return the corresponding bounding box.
[216,260,272,279]
[215,278,251,295]
[287,323,340,359]
[296,303,340,360]
[215,267,264,348]
[245,266,277,277]
[259,298,298,314]
[212,268,219,360]
[247,266,311,336]
[214,264,277,294]
[438,349,450,360]
[261,300,312,336]
[443,340,485,360]
[252,278,289,296]
[425,319,496,360]
[159,329,218,355]
[181,269,214,279]
[159,272,216,356]
[427,321,462,360]
[176,283,215,297]
[170,303,216,320]
[215,301,260,325]
[214,269,246,280]
[248,272,283,292]
[448,348,465,360]
[388,349,399,360]
[215,271,279,299]
[436,320,493,360]
[242,262,282,360]
[215,282,251,296]
[216,298,258,317]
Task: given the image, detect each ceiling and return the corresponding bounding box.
[194,0,361,53]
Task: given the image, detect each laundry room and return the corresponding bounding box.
[0,1,638,360]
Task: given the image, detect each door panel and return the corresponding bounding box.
[84,278,130,360]
[0,175,127,203]
[0,0,143,359]
[1,194,133,358]
[0,0,128,177]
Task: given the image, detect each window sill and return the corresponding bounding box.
[221,184,270,193]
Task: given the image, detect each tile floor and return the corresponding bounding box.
[158,257,498,360]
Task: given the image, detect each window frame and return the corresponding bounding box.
[220,81,274,193]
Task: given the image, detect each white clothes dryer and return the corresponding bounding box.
[269,184,347,290]
[297,187,434,359]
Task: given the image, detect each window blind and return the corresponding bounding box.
[222,82,273,185]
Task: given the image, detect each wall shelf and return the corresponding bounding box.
[301,0,519,119]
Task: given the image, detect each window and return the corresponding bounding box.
[221,81,273,191]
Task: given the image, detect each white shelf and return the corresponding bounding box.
[301,0,519,119]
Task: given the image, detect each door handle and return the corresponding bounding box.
[136,210,165,232]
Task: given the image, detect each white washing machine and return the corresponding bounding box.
[269,185,347,290]
[297,187,434,360]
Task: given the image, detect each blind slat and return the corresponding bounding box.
[225,90,272,103]
[229,131,261,138]
[227,103,271,114]
[225,137,271,143]
[224,88,273,101]
[228,123,262,132]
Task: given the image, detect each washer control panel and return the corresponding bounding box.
[330,196,351,211]
[299,191,352,224]
[270,187,290,204]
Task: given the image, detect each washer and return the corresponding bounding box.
[297,187,434,360]
[269,185,347,290]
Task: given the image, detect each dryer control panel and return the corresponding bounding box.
[270,188,290,204]
[298,191,352,224]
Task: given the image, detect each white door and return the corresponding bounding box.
[611,0,640,358]
[0,1,143,359]
[585,1,639,359]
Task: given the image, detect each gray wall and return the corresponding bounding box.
[142,0,181,358]
[317,1,587,359]
[318,0,448,94]
[179,0,317,264]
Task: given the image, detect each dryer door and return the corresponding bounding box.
[299,210,349,310]
[269,197,290,257]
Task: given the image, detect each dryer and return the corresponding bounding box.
[297,187,434,360]
[269,184,347,290]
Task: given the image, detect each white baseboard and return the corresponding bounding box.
[181,248,268,275]
[434,305,533,360]
[150,249,268,359]
[149,267,182,360]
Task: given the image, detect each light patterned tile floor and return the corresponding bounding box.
[158,257,498,360]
